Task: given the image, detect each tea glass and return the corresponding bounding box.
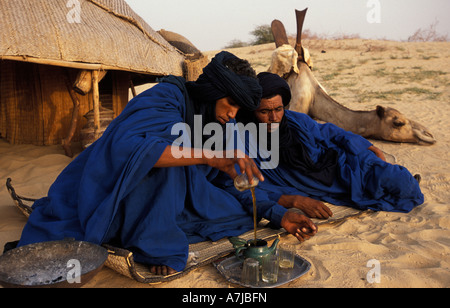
[261,255,279,284]
[241,258,260,286]
[278,243,296,269]
[234,173,259,191]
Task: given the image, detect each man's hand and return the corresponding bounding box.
[155,147,264,184]
[368,145,386,162]
[281,211,318,242]
[278,195,332,219]
[206,149,264,184]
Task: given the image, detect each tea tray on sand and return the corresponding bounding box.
[214,255,311,288]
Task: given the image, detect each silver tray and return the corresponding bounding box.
[214,255,311,288]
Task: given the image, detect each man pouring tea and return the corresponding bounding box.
[17,52,317,276]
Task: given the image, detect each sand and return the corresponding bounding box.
[1,39,449,288]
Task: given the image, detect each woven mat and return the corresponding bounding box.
[6,178,367,284]
[103,226,286,284]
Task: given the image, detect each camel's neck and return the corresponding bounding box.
[310,87,379,137]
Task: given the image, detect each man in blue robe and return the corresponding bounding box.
[235,72,424,219]
[17,52,316,276]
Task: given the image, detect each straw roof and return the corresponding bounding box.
[0,0,184,76]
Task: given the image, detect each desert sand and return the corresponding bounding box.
[0,39,449,288]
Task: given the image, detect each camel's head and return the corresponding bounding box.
[268,44,313,78]
[375,106,436,144]
[270,9,314,77]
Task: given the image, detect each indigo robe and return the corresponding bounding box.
[252,110,424,213]
[17,80,281,271]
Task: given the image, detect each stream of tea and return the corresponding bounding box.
[250,187,257,243]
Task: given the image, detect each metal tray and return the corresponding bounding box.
[214,255,311,288]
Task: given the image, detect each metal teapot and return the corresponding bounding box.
[229,237,279,264]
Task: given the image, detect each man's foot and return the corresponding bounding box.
[150,265,177,276]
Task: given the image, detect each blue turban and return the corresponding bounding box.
[257,72,292,106]
[187,51,262,111]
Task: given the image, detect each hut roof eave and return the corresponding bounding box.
[0,0,186,77]
[0,55,180,77]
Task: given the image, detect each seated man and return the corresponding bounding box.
[236,72,424,219]
[17,52,315,276]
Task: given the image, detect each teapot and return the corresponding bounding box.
[229,237,279,264]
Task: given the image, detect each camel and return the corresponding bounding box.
[269,9,436,145]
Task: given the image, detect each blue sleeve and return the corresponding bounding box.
[259,182,308,203]
[318,122,373,155]
[287,111,373,155]
[237,188,288,228]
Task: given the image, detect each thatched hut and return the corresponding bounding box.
[0,0,185,154]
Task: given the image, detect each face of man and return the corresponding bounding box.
[215,97,240,125]
[254,95,284,132]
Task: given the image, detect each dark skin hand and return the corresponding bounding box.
[155,148,264,185]
[206,149,264,185]
[278,195,333,219]
[281,210,318,242]
[368,145,386,161]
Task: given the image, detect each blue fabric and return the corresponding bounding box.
[254,110,424,213]
[18,81,255,272]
